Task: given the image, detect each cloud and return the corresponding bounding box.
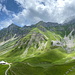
[2,5,10,15]
[0,5,14,29]
[13,0,64,25]
[13,0,57,25]
[0,19,12,29]
[1,0,75,29]
[62,0,75,18]
[0,3,14,16]
[13,0,75,25]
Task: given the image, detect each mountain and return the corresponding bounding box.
[65,18,75,24]
[0,24,22,42]
[35,20,75,36]
[1,20,75,43]
[0,27,61,61]
[0,23,34,42]
[0,21,75,75]
[0,27,67,75]
[35,21,66,36]
[63,18,75,35]
[63,16,75,24]
[22,25,36,36]
[0,21,69,43]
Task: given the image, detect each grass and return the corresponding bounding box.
[0,65,8,75]
[8,62,45,75]
[1,28,75,75]
[6,60,75,75]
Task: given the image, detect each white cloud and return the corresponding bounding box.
[0,19,12,29]
[2,5,10,15]
[1,0,75,28]
[13,0,65,25]
[13,0,55,25]
[13,0,75,25]
[0,4,13,16]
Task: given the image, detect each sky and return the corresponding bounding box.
[0,0,75,29]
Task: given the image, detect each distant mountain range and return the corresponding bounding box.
[0,19,75,42]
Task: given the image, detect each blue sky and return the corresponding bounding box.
[0,0,23,21]
[0,0,75,29]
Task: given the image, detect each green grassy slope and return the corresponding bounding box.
[6,60,75,75]
[0,65,8,75]
[0,28,62,62]
[1,27,75,75]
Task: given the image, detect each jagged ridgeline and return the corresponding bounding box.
[0,21,75,75]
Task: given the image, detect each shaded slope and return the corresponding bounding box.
[0,24,22,42]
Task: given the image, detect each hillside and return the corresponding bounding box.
[0,21,75,75]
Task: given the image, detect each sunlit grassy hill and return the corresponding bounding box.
[0,21,75,75]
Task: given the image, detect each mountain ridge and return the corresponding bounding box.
[0,20,75,75]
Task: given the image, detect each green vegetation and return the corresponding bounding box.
[0,65,8,75]
[0,22,75,75]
